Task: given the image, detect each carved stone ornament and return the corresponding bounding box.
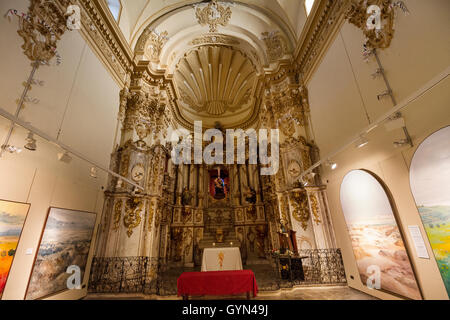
[194,0,232,33]
[345,0,396,50]
[123,198,143,237]
[121,90,169,142]
[262,79,309,130]
[261,31,287,61]
[290,189,310,231]
[144,30,169,62]
[189,34,239,46]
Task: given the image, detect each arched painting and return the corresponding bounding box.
[340,170,421,299]
[410,126,450,298]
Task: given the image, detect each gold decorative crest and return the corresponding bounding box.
[309,194,321,224]
[290,189,310,231]
[345,0,397,50]
[194,0,232,33]
[123,198,143,237]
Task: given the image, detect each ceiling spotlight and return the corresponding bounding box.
[326,160,337,170]
[355,136,369,149]
[2,145,22,154]
[57,151,72,163]
[24,132,37,151]
[90,167,98,178]
[393,139,411,148]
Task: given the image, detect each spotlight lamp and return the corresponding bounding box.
[2,145,22,154]
[90,167,98,178]
[326,160,337,170]
[24,132,37,151]
[57,151,72,163]
[355,136,369,149]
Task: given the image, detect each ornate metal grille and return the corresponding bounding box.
[296,249,347,285]
[271,249,347,286]
[88,249,347,295]
[88,257,159,294]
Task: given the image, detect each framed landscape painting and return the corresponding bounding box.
[0,199,30,298]
[410,126,450,298]
[25,207,96,300]
[340,170,422,300]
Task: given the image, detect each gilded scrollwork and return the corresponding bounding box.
[310,194,321,224]
[345,0,408,50]
[123,198,143,237]
[290,189,310,231]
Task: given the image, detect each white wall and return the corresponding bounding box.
[307,0,450,300]
[0,0,121,300]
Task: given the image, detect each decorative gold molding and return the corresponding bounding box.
[290,189,310,231]
[309,193,321,224]
[345,0,395,50]
[189,34,240,46]
[123,198,143,237]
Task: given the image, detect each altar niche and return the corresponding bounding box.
[209,168,229,200]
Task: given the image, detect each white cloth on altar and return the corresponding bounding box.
[201,247,243,272]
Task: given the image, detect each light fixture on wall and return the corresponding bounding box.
[1,145,22,154]
[370,68,384,79]
[90,167,98,178]
[57,151,72,163]
[326,160,337,170]
[355,136,369,149]
[377,89,392,101]
[24,132,37,151]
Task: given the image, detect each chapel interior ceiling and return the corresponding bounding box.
[119,0,309,129]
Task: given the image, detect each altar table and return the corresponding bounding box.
[201,247,243,271]
[177,270,258,299]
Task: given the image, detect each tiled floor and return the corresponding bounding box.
[86,286,377,300]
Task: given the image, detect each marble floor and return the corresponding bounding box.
[86,286,377,300]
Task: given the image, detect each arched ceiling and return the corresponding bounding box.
[116,0,310,129]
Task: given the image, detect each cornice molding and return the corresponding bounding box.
[294,0,348,84]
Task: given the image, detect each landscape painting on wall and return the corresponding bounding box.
[410,126,450,298]
[0,200,30,298]
[25,207,96,300]
[340,170,421,300]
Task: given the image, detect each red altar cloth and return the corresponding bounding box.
[177,270,259,297]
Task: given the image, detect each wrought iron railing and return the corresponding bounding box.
[88,257,159,294]
[88,249,347,295]
[298,249,347,285]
